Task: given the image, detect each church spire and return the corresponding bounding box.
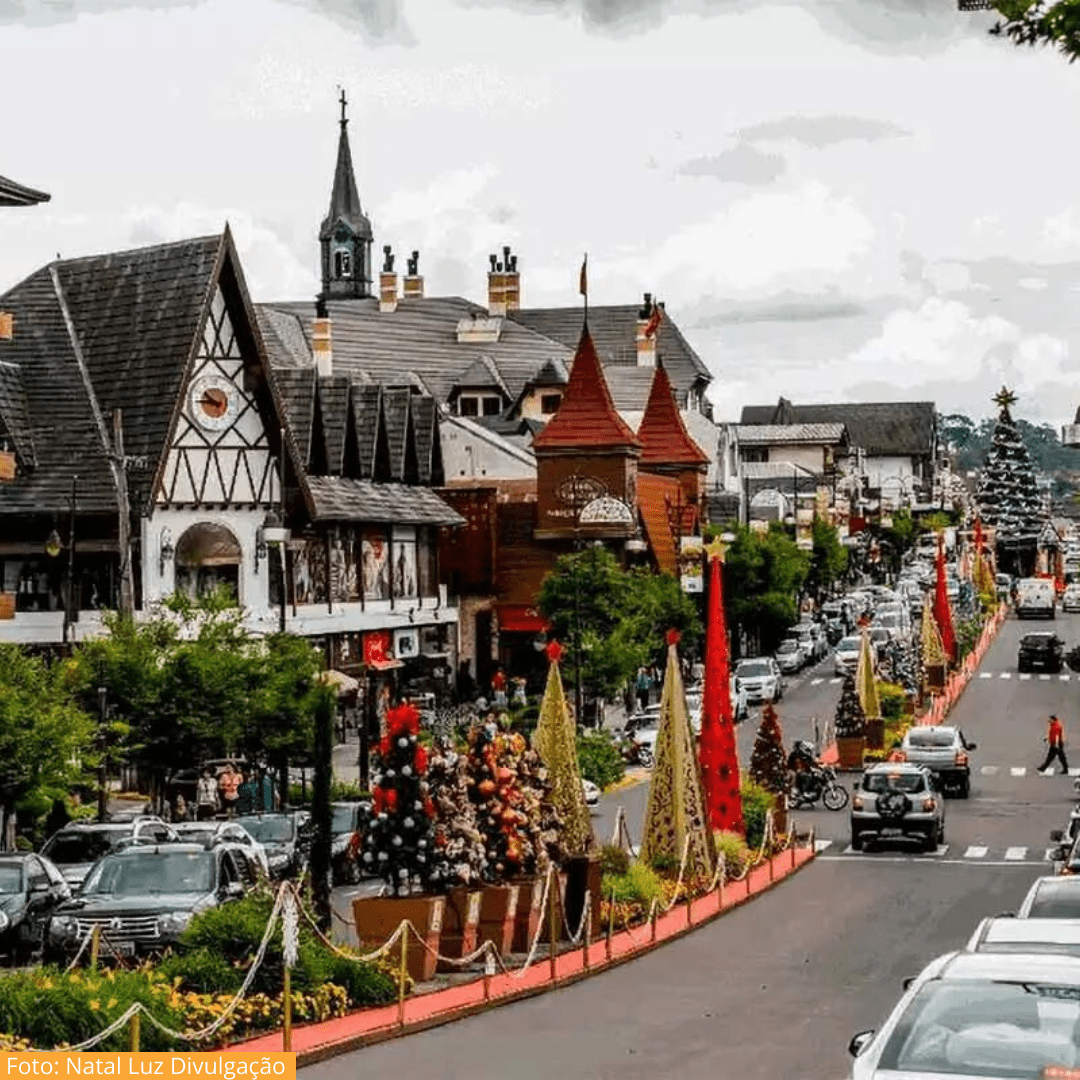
[319,90,373,300]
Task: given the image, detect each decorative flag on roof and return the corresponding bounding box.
[698,552,744,834]
[532,642,594,857]
[640,631,714,879]
[933,531,957,664]
[579,254,587,298]
[644,301,663,339]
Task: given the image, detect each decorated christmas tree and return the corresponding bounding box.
[833,674,866,739]
[749,702,787,798]
[425,741,487,889]
[362,703,436,896]
[976,387,1044,548]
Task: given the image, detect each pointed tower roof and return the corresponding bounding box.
[319,91,372,242]
[532,325,640,452]
[637,362,709,469]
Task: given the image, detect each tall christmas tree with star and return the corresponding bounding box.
[977,387,1045,575]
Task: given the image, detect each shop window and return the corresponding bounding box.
[482,397,502,417]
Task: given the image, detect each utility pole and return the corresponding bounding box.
[97,687,108,823]
[111,410,135,616]
[63,475,77,645]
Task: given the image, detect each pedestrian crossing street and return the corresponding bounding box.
[814,839,1058,864]
[807,672,1076,687]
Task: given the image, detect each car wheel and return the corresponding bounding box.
[922,832,938,853]
[957,775,970,799]
[850,832,863,852]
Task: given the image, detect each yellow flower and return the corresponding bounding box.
[107,998,118,1010]
[89,1001,100,1012]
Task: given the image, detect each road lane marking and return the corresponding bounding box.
[811,678,824,686]
[1071,769,1080,777]
[1004,847,1028,861]
[1000,672,1012,679]
[979,672,992,679]
[1011,768,1027,777]
[981,766,1000,776]
[1063,675,1073,682]
[816,856,1043,867]
[964,846,988,859]
[1019,674,1032,681]
[813,839,833,853]
[1040,674,1052,681]
[830,677,842,684]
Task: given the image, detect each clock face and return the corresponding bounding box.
[189,374,239,431]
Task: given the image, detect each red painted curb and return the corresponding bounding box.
[229,846,817,1064]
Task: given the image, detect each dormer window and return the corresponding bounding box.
[335,249,352,278]
[540,393,562,415]
[458,393,503,418]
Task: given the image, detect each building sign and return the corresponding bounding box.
[363,629,393,666]
[579,496,634,525]
[679,535,704,593]
[394,627,419,660]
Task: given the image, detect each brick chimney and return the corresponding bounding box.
[379,245,398,313]
[313,297,332,377]
[402,250,424,299]
[0,313,11,342]
[487,252,507,316]
[502,245,520,312]
[636,293,657,367]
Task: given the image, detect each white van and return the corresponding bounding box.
[1015,577,1056,619]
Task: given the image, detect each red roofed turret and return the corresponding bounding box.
[532,325,640,452]
[637,363,708,469]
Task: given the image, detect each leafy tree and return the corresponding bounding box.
[723,523,809,656]
[806,516,848,600]
[0,645,94,846]
[971,0,1080,65]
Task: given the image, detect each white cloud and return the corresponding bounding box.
[922,261,971,294]
[1018,277,1049,291]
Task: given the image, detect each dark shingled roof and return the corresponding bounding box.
[604,366,668,413]
[0,233,223,514]
[352,383,382,479]
[317,375,351,474]
[319,116,372,242]
[739,399,936,457]
[411,395,437,484]
[0,360,35,466]
[305,476,464,526]
[510,304,710,398]
[260,297,571,406]
[382,387,411,482]
[0,174,51,207]
[270,366,317,470]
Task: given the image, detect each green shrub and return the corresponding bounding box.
[576,730,625,790]
[648,851,680,875]
[603,861,663,906]
[713,830,751,879]
[599,843,630,878]
[877,681,907,722]
[157,948,243,996]
[740,776,777,851]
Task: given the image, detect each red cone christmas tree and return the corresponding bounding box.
[932,531,957,665]
[749,702,787,799]
[698,549,744,833]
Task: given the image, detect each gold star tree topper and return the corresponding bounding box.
[993,386,1017,411]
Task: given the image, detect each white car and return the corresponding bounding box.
[173,820,270,877]
[686,678,749,730]
[734,657,783,704]
[966,916,1080,958]
[848,951,1080,1078]
[581,779,600,807]
[834,635,862,677]
[1064,583,1080,613]
[1017,876,1080,919]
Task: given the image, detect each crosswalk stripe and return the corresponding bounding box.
[1011,767,1027,777]
[1063,675,1073,682]
[1019,673,1032,681]
[814,839,833,853]
[1000,672,1012,679]
[811,678,824,686]
[829,677,842,684]
[1005,847,1028,861]
[964,846,988,859]
[1070,769,1080,777]
[981,766,1000,776]
[1040,674,1052,681]
[979,672,992,679]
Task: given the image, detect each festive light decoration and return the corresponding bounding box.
[639,634,715,879]
[532,646,594,856]
[698,559,744,833]
[545,639,564,664]
[425,742,487,887]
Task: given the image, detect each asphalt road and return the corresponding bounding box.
[318,610,1080,1079]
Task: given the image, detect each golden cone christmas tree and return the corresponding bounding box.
[855,628,881,722]
[921,594,946,668]
[532,640,594,857]
[639,631,714,879]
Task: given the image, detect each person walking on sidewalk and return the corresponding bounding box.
[1039,713,1070,775]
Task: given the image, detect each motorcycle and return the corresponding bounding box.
[615,731,654,769]
[787,741,849,811]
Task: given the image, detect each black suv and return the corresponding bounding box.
[45,844,249,960]
[1017,631,1065,673]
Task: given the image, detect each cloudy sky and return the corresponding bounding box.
[4,0,1080,428]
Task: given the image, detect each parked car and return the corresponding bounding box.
[774,638,807,674]
[1016,576,1057,619]
[1017,876,1080,919]
[847,952,1080,1078]
[172,820,269,878]
[897,725,975,798]
[849,763,944,852]
[1017,631,1065,673]
[734,657,783,704]
[582,779,600,807]
[45,844,250,961]
[237,812,311,880]
[791,622,827,663]
[834,635,862,677]
[869,626,892,659]
[965,916,1080,958]
[686,677,749,730]
[40,818,182,888]
[330,801,370,885]
[0,854,71,964]
[1064,584,1080,613]
[995,572,1014,601]
[871,612,907,644]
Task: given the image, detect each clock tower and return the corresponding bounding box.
[319,91,373,301]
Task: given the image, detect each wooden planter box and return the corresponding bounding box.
[510,877,544,953]
[563,853,603,942]
[438,887,483,971]
[352,893,445,984]
[477,883,519,958]
[836,735,866,771]
[865,718,885,752]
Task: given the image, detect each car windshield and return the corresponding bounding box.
[81,852,215,896]
[175,827,215,845]
[907,730,957,749]
[41,831,125,866]
[862,772,926,794]
[777,641,799,654]
[0,865,23,893]
[737,661,771,677]
[1028,885,1080,919]
[1023,636,1056,648]
[877,980,1080,1076]
[876,614,901,627]
[241,817,296,843]
[838,637,860,652]
[871,628,890,641]
[979,941,1080,957]
[331,806,359,833]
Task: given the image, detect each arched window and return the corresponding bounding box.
[175,523,241,603]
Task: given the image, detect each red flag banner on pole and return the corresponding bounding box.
[933,531,957,665]
[644,302,663,339]
[578,254,587,298]
[699,553,744,833]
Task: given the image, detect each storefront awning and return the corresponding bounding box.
[497,604,550,634]
[320,669,359,695]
